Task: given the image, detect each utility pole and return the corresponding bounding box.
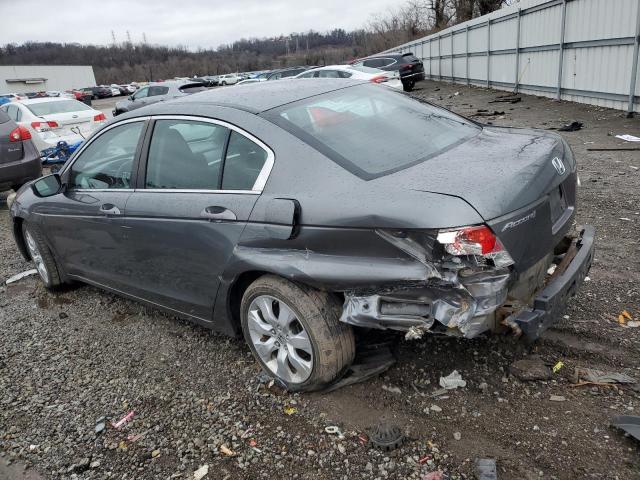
[126,30,132,44]
[111,30,116,45]
[142,32,147,44]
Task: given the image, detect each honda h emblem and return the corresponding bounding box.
[552,157,566,175]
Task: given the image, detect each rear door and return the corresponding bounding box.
[123,116,273,319]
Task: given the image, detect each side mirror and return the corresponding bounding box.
[31,174,63,198]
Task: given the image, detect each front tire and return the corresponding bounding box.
[241,275,355,392]
[22,223,62,290]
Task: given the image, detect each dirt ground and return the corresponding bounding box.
[1,80,639,480]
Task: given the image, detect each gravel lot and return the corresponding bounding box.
[1,80,639,480]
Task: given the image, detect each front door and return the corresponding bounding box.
[42,119,147,289]
[123,117,272,319]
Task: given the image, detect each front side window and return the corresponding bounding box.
[267,84,480,180]
[133,87,149,100]
[145,120,229,189]
[222,131,268,190]
[69,122,144,189]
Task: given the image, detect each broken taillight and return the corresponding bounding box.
[437,225,514,267]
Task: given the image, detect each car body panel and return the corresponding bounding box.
[0,110,42,191]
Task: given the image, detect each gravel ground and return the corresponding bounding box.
[1,80,639,480]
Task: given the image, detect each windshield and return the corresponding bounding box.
[26,100,92,116]
[265,84,480,179]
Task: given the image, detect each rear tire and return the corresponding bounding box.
[22,222,62,290]
[402,79,416,92]
[241,275,355,392]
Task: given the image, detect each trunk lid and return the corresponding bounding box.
[382,126,575,270]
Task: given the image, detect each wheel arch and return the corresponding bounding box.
[11,216,30,261]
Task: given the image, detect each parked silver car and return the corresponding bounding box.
[113,81,206,116]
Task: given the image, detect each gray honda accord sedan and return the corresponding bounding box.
[10,79,594,391]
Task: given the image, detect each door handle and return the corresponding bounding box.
[99,203,121,215]
[200,206,236,221]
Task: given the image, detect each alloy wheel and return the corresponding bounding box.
[24,230,49,283]
[247,295,313,384]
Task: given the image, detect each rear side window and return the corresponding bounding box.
[318,70,342,78]
[179,84,207,94]
[26,100,91,116]
[69,122,144,189]
[145,120,229,189]
[222,132,268,190]
[148,86,169,97]
[267,84,480,180]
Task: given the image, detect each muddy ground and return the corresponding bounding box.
[1,80,639,479]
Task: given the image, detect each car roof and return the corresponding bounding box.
[174,78,366,114]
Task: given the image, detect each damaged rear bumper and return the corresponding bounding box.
[511,225,595,341]
[340,226,595,341]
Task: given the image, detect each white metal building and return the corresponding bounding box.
[382,0,640,114]
[0,65,97,94]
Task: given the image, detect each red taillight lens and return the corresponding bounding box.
[369,75,387,84]
[93,112,106,122]
[31,121,59,132]
[437,225,498,255]
[401,64,412,71]
[9,125,31,142]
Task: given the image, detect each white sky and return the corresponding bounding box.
[0,0,399,49]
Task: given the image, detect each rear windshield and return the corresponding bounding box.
[179,84,207,94]
[26,100,92,116]
[265,84,480,180]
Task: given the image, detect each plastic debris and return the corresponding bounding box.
[628,321,640,328]
[572,367,636,386]
[549,395,566,402]
[219,444,235,456]
[283,405,297,415]
[611,415,640,442]
[325,426,345,439]
[368,421,404,451]
[475,458,498,480]
[558,121,583,132]
[552,361,564,373]
[615,134,640,142]
[382,384,402,394]
[193,464,209,480]
[5,269,38,285]
[151,449,161,458]
[405,325,427,340]
[439,370,466,390]
[422,471,445,480]
[111,411,134,429]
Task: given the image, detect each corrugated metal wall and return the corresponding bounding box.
[382,0,640,113]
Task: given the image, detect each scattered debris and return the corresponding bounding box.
[489,94,521,104]
[219,444,235,456]
[549,395,567,402]
[615,134,640,142]
[151,449,161,458]
[111,411,134,429]
[628,321,640,328]
[558,121,583,132]
[453,431,461,440]
[552,361,564,374]
[405,325,427,340]
[587,147,640,151]
[430,405,443,413]
[473,109,505,117]
[572,367,636,386]
[321,341,396,393]
[422,471,445,480]
[5,269,38,285]
[94,418,106,434]
[611,416,640,442]
[510,357,552,381]
[193,464,209,480]
[324,426,345,440]
[368,421,404,451]
[475,458,498,480]
[382,384,402,394]
[439,370,466,390]
[619,218,632,222]
[283,405,297,415]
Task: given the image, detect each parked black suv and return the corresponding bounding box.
[83,86,112,99]
[0,109,42,192]
[351,53,425,91]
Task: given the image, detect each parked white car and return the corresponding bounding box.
[109,85,122,96]
[294,65,403,90]
[218,74,240,86]
[0,98,106,153]
[120,84,136,94]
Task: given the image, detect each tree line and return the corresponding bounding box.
[0,0,517,85]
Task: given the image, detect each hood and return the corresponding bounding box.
[380,127,570,220]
